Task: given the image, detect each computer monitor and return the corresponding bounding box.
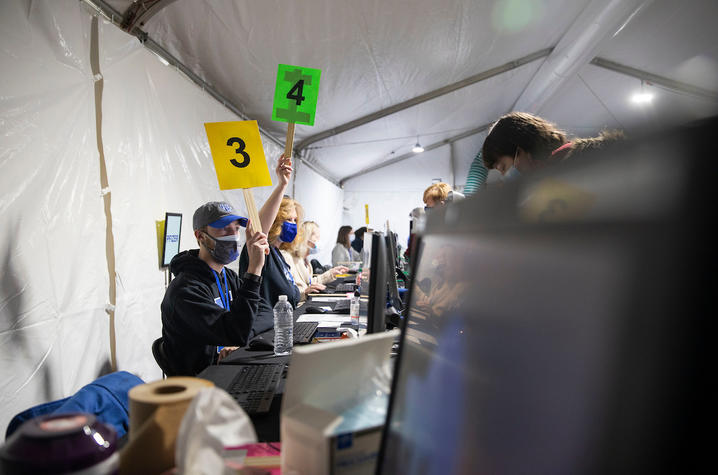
[359,231,388,334]
[376,118,714,474]
[360,227,374,269]
[161,212,182,267]
[384,231,402,311]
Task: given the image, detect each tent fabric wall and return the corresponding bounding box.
[0,1,341,434]
[1,1,112,434]
[98,20,294,382]
[293,161,345,269]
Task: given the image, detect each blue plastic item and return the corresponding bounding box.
[5,371,144,440]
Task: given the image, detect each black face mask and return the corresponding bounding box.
[202,232,240,264]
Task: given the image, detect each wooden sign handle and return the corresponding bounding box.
[284,122,295,159]
[242,188,270,255]
[242,188,261,233]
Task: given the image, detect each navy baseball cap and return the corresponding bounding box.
[192,201,248,230]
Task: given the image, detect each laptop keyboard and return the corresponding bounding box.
[227,364,284,414]
[334,283,356,292]
[333,299,350,313]
[294,321,318,343]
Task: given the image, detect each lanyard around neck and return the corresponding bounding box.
[274,247,295,285]
[212,268,229,310]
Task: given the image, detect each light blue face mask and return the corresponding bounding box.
[308,241,320,255]
[503,147,522,181]
[504,167,521,181]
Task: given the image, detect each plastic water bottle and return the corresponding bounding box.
[350,291,361,327]
[273,295,293,356]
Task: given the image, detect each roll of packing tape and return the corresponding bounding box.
[120,377,213,475]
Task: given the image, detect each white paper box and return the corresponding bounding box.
[281,331,398,475]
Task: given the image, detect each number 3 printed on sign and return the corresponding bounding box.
[227,137,250,168]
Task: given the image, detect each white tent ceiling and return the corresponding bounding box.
[97,0,718,185]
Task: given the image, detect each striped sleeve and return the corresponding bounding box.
[464,150,488,195]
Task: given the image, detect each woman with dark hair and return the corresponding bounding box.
[481,112,623,176]
[331,225,359,266]
[351,226,367,254]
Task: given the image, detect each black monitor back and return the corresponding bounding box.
[384,232,402,311]
[377,118,714,474]
[366,231,387,334]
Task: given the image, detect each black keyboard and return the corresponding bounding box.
[335,283,356,292]
[333,299,350,314]
[294,321,318,343]
[227,364,284,414]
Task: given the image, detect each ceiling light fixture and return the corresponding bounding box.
[630,80,654,105]
[412,137,424,153]
[152,51,170,66]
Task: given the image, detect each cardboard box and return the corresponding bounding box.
[281,331,398,475]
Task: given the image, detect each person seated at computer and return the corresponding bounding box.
[331,225,361,267]
[160,201,269,376]
[239,196,303,309]
[423,182,453,213]
[413,244,469,319]
[481,111,623,176]
[282,221,349,302]
[351,226,367,255]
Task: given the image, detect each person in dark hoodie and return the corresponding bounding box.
[160,201,269,376]
[160,155,293,376]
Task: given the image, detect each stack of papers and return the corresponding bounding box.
[296,313,352,325]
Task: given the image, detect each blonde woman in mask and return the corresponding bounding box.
[239,196,303,309]
[282,221,348,303]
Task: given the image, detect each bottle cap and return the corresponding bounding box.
[278,295,287,302]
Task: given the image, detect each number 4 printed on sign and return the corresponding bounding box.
[286,80,306,106]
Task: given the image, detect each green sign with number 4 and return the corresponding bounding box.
[272,64,321,126]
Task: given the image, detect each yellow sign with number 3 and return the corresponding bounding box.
[204,120,273,190]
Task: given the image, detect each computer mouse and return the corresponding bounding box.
[248,338,274,351]
[303,306,327,313]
